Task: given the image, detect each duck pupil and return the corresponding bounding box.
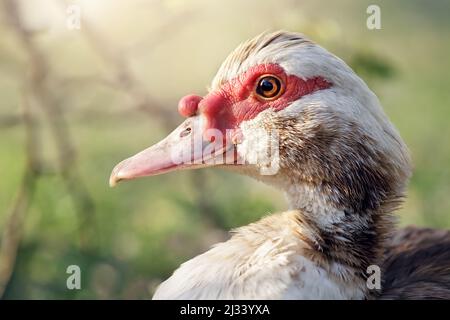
[261,79,273,92]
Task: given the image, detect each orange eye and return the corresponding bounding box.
[255,75,283,100]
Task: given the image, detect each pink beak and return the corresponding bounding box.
[109,115,237,187]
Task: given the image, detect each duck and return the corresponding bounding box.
[109,31,450,299]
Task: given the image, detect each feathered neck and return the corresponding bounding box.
[284,180,396,275]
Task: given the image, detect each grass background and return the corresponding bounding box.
[0,0,449,299]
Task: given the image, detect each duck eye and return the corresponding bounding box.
[255,75,283,100]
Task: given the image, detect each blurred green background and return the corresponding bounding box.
[0,0,449,299]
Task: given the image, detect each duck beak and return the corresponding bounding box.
[109,115,236,187]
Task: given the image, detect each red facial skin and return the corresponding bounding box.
[109,64,331,185]
[178,63,331,141]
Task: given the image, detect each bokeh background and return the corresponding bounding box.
[0,0,449,299]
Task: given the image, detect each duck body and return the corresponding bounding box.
[154,215,450,299]
[154,211,366,300]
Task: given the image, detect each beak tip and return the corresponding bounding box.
[109,166,125,187]
[109,177,117,187]
[109,174,119,188]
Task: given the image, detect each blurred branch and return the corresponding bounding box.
[125,6,197,55]
[0,93,38,298]
[0,172,36,298]
[78,6,227,230]
[78,13,177,128]
[0,114,21,128]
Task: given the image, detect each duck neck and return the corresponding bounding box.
[283,181,394,282]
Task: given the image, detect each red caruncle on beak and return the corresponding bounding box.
[178,94,202,118]
[178,91,237,144]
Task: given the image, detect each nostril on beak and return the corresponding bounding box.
[178,94,202,118]
[179,127,192,138]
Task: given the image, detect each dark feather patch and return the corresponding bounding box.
[380,227,450,299]
[265,107,410,273]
